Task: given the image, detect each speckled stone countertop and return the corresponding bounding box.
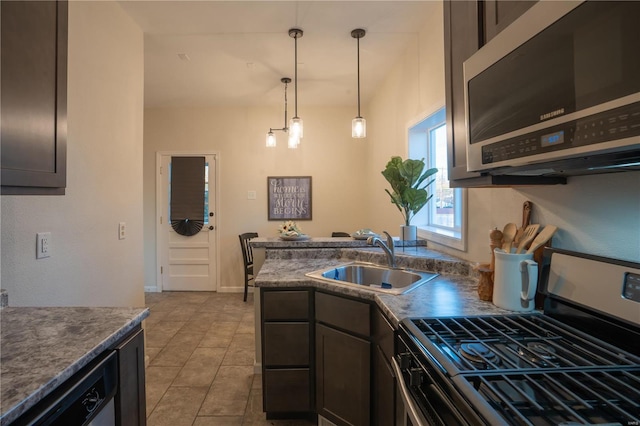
[251,236,426,249]
[0,307,149,425]
[255,248,512,327]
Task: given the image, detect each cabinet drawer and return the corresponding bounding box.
[263,323,309,366]
[316,292,370,336]
[373,308,394,361]
[264,368,311,412]
[263,290,309,321]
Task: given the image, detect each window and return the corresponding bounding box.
[408,108,466,251]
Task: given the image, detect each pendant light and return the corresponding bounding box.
[288,28,303,147]
[351,28,366,138]
[265,77,291,148]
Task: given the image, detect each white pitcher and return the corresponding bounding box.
[492,248,538,311]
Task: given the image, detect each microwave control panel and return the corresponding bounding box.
[482,102,640,165]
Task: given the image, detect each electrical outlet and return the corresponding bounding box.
[119,222,126,240]
[247,190,256,200]
[36,232,51,259]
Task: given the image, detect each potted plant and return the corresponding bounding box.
[382,156,438,241]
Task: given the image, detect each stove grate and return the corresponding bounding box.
[455,369,640,426]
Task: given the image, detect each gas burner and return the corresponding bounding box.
[526,342,557,359]
[517,341,557,367]
[459,342,497,368]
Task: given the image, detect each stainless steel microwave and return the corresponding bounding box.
[464,1,640,176]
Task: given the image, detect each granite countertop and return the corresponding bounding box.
[251,236,426,249]
[0,307,149,425]
[255,254,512,327]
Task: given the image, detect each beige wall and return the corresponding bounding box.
[366,1,447,235]
[366,2,640,263]
[143,106,369,292]
[0,2,145,306]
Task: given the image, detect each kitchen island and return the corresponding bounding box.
[253,237,512,424]
[0,306,149,425]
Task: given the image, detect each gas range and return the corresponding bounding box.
[394,249,640,426]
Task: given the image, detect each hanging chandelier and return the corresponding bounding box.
[351,28,366,138]
[266,77,291,148]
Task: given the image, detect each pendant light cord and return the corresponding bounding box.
[284,81,288,129]
[357,35,361,118]
[294,35,298,118]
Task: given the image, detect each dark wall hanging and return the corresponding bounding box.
[267,176,312,220]
[170,156,205,236]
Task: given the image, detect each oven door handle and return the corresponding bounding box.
[391,357,429,426]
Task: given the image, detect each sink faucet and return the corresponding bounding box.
[367,231,396,268]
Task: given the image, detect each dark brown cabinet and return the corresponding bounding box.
[113,327,146,426]
[260,288,398,425]
[483,0,536,43]
[260,289,313,417]
[316,323,370,426]
[1,1,67,195]
[372,308,395,426]
[443,0,565,187]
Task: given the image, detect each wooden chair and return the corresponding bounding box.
[239,232,258,302]
[331,232,350,237]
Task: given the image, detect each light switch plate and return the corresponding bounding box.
[119,222,126,240]
[247,190,257,200]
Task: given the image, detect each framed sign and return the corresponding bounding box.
[267,176,312,220]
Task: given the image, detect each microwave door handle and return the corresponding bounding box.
[391,357,429,426]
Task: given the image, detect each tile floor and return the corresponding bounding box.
[144,291,316,426]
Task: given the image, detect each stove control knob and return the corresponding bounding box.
[398,353,412,369]
[409,368,423,387]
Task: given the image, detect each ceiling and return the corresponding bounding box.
[117,1,437,108]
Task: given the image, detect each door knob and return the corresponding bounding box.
[209,226,214,230]
[209,212,214,217]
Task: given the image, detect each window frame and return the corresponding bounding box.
[408,108,467,251]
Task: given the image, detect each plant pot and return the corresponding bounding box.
[401,225,417,242]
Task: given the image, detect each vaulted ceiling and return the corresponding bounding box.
[118,1,437,108]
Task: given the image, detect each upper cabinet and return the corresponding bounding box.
[444,0,565,188]
[1,1,68,195]
[483,1,536,43]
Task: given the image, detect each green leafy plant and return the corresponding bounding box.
[382,156,438,226]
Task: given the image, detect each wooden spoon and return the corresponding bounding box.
[526,225,558,254]
[515,224,541,254]
[501,223,517,252]
[514,201,533,244]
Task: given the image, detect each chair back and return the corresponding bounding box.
[239,232,258,267]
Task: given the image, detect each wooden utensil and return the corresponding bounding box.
[489,228,503,270]
[514,201,533,244]
[501,223,517,252]
[515,224,541,254]
[526,225,558,254]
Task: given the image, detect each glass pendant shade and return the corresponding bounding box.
[266,131,276,147]
[352,117,366,138]
[289,117,303,140]
[288,132,300,149]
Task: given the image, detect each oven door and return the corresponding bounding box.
[394,333,479,426]
[392,357,429,426]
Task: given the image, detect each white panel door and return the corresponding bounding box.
[158,154,217,291]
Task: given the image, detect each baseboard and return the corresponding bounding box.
[217,286,251,294]
[144,286,158,293]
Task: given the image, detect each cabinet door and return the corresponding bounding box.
[483,1,536,43]
[373,346,395,426]
[316,323,370,426]
[444,0,483,183]
[114,328,146,426]
[0,1,67,195]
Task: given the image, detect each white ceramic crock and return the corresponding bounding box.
[492,248,538,312]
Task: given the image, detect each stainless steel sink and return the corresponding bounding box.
[306,262,438,295]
